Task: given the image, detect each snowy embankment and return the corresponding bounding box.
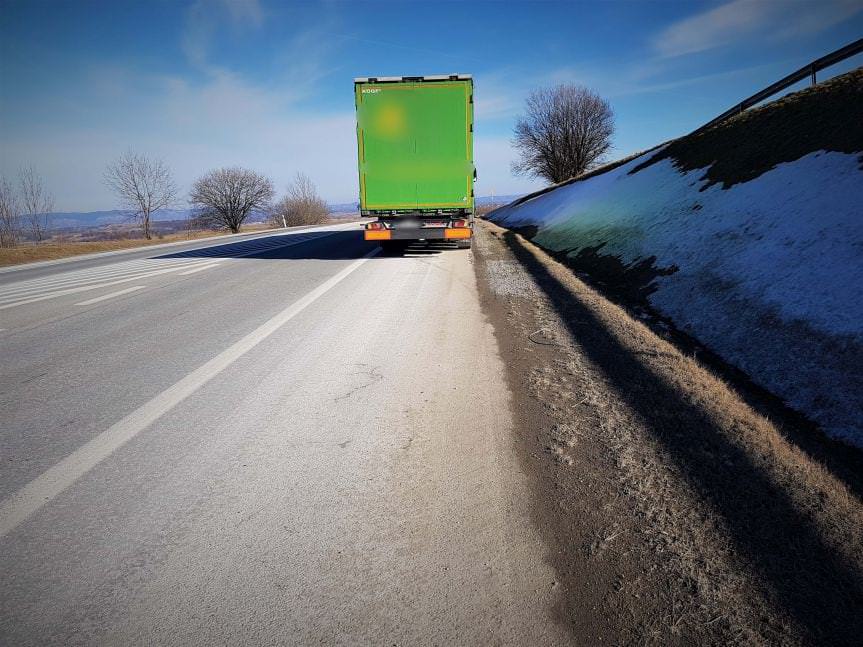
[490,70,863,447]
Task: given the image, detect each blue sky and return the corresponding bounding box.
[1,0,861,211]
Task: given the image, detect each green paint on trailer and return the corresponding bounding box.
[355,77,474,213]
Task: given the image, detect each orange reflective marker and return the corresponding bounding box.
[444,228,471,239]
[365,230,392,241]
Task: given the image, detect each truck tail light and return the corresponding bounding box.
[365,221,385,230]
[451,219,468,228]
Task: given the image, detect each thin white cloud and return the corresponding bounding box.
[330,33,474,63]
[272,22,345,94]
[0,2,367,211]
[774,0,863,37]
[600,59,795,98]
[1,59,545,210]
[0,55,358,211]
[222,0,264,27]
[474,136,545,197]
[474,71,524,121]
[653,0,863,58]
[182,0,265,68]
[654,0,769,58]
[474,64,609,124]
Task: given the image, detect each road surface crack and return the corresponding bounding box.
[333,363,383,401]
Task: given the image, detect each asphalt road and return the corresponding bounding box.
[0,224,568,645]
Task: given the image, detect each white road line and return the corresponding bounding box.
[178,262,221,276]
[0,260,192,297]
[0,258,174,285]
[0,231,335,302]
[0,260,216,310]
[0,233,254,274]
[0,268,174,302]
[4,258,180,288]
[0,248,379,538]
[75,286,147,306]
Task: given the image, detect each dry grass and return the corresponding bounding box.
[630,67,863,188]
[0,224,277,267]
[475,220,863,645]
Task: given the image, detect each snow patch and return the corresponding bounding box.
[491,150,863,446]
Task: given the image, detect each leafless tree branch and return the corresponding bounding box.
[0,177,21,248]
[512,84,614,184]
[104,151,178,240]
[189,167,275,234]
[18,166,54,241]
[269,173,328,228]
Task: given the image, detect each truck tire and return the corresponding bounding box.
[456,238,472,249]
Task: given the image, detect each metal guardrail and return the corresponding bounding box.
[693,38,863,134]
[494,39,863,212]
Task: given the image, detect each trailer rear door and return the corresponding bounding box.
[355,77,474,212]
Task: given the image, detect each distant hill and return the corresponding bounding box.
[477,194,522,206]
[48,209,196,229]
[325,196,523,212]
[45,194,523,230]
[327,202,359,213]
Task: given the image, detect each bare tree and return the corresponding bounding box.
[19,166,54,241]
[269,173,329,228]
[104,151,178,240]
[512,84,614,184]
[0,176,21,248]
[190,167,274,233]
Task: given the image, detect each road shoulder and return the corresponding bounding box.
[471,219,863,646]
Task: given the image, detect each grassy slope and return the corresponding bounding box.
[631,67,863,187]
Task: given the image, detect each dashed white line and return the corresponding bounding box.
[0,258,177,286]
[0,247,379,538]
[75,285,147,306]
[0,260,215,310]
[178,262,221,276]
[0,228,349,305]
[0,268,169,302]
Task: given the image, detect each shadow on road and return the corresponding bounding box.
[382,241,460,257]
[501,230,863,645]
[152,230,460,261]
[153,231,370,260]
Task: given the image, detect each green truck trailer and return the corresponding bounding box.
[354,74,475,249]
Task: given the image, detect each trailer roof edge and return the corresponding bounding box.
[354,74,472,83]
